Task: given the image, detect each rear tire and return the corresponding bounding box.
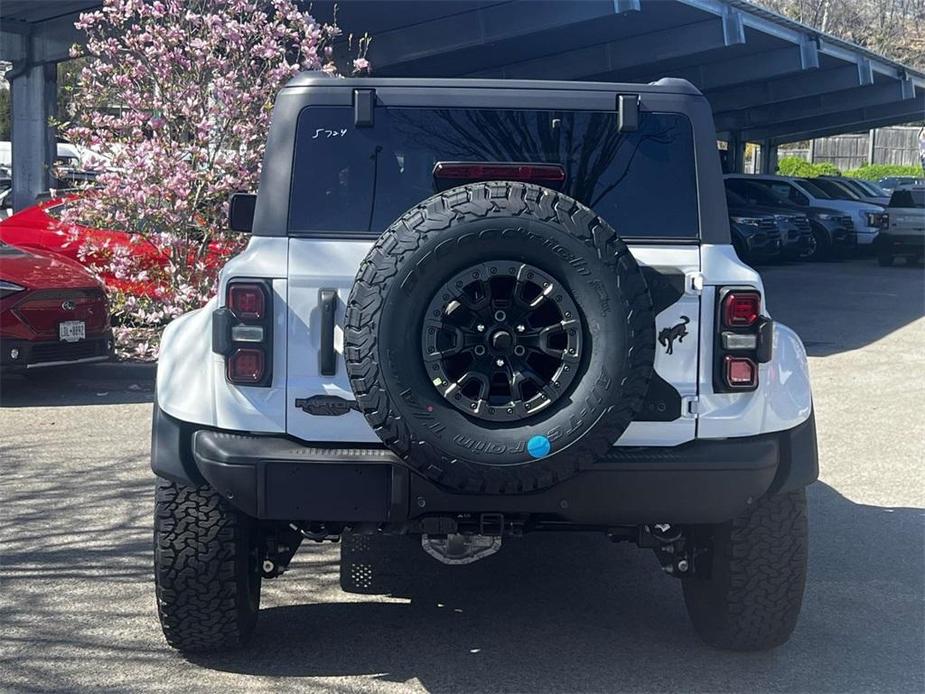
[682,490,808,651]
[154,479,263,652]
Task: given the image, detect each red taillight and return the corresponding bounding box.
[433,161,566,184]
[724,356,757,388]
[218,281,272,387]
[228,283,265,321]
[714,287,767,393]
[722,291,760,328]
[227,348,265,383]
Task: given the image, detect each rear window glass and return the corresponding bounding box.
[289,106,699,239]
[803,178,854,199]
[889,189,924,208]
[794,179,831,199]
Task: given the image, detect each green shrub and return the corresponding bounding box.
[776,156,841,177]
[843,163,924,181]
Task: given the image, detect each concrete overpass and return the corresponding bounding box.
[2,0,923,211]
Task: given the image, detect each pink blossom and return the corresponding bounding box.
[62,0,371,359]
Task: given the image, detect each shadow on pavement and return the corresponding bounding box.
[760,258,925,357]
[189,482,924,694]
[0,362,155,408]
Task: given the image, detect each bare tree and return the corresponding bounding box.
[756,0,925,69]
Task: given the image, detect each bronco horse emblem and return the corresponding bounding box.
[658,316,690,355]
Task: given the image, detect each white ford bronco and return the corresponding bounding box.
[152,76,817,653]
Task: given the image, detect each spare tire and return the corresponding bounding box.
[345,182,655,494]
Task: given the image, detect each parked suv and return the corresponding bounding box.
[819,176,890,206]
[725,176,855,260]
[152,77,817,654]
[726,189,810,261]
[726,174,882,248]
[877,185,925,266]
[878,176,924,194]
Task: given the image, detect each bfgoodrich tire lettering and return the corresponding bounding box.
[154,479,262,652]
[682,490,808,651]
[344,182,655,494]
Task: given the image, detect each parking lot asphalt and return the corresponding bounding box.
[1,257,923,693]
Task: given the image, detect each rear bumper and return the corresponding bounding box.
[152,405,818,527]
[0,333,112,371]
[878,232,924,255]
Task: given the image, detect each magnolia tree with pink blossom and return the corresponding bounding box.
[58,0,369,358]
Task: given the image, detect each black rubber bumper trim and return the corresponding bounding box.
[768,409,818,494]
[150,403,205,488]
[878,232,925,252]
[175,413,819,525]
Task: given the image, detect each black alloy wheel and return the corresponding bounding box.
[422,261,582,423]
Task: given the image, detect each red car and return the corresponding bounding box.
[0,198,167,295]
[0,199,234,296]
[1,241,112,371]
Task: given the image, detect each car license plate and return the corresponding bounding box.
[59,320,86,343]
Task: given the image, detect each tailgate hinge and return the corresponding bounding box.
[681,395,700,418]
[685,272,704,295]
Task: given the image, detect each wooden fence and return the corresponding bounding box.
[779,126,924,170]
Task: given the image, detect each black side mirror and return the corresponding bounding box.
[228,192,256,233]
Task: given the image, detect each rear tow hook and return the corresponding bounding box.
[639,523,696,577]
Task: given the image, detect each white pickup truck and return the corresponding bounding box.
[877,185,925,266]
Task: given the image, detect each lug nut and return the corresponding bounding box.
[495,358,505,367]
[677,559,689,573]
[262,559,275,573]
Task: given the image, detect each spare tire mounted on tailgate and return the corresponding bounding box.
[345,181,655,494]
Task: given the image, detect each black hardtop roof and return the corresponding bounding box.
[284,74,703,97]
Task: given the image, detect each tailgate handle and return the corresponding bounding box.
[318,289,338,376]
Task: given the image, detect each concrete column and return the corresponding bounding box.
[727,132,745,173]
[10,62,57,211]
[867,128,876,165]
[759,141,778,174]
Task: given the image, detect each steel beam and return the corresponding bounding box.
[726,132,745,173]
[0,14,84,64]
[371,0,637,75]
[751,96,925,144]
[715,80,916,132]
[705,63,863,113]
[471,18,729,80]
[631,41,819,91]
[721,5,745,46]
[9,61,57,211]
[758,140,778,174]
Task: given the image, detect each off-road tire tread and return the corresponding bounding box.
[683,490,808,651]
[154,479,259,652]
[344,182,654,494]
